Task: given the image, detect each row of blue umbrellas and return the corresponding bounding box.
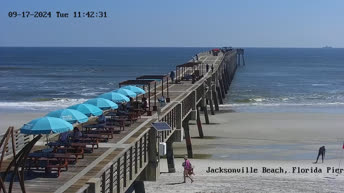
[20,86,145,135]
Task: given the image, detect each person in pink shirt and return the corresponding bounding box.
[182,155,194,183]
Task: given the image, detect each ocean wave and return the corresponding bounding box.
[0,98,87,111]
[221,102,344,108]
[312,84,329,86]
[233,98,266,103]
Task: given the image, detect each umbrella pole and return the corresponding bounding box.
[46,134,49,146]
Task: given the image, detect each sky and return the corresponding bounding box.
[1,0,343,47]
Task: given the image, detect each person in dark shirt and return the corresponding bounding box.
[206,64,209,72]
[170,71,175,83]
[314,146,326,163]
[71,127,82,142]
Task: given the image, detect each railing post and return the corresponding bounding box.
[135,142,138,173]
[123,152,127,188]
[87,177,102,193]
[110,164,114,193]
[129,147,133,180]
[102,172,106,193]
[139,138,143,168]
[117,159,121,193]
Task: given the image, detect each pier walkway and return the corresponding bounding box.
[1,48,241,193]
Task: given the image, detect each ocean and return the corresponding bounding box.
[225,48,344,113]
[1,47,344,113]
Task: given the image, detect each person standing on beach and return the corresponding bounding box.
[182,156,194,183]
[314,146,326,163]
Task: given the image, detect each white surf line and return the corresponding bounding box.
[54,118,153,193]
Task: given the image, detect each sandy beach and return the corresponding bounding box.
[145,109,344,192]
[2,109,344,192]
[0,112,47,133]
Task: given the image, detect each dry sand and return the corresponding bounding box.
[145,110,344,193]
[0,112,47,133]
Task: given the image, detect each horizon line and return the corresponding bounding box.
[0,46,342,49]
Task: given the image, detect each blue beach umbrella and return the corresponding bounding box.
[68,104,103,117]
[20,117,73,135]
[122,85,146,95]
[114,88,137,98]
[84,98,118,110]
[46,109,88,124]
[98,92,130,103]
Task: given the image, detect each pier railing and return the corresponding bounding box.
[181,92,195,119]
[0,128,32,159]
[81,127,150,193]
[158,102,178,142]
[195,83,205,103]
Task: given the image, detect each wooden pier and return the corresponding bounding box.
[0,48,241,193]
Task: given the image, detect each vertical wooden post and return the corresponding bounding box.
[242,51,245,66]
[148,84,151,112]
[117,158,121,193]
[102,172,106,193]
[196,106,204,138]
[129,147,133,180]
[153,82,157,111]
[212,85,219,111]
[139,138,143,168]
[133,181,145,193]
[202,97,210,124]
[161,78,164,97]
[216,86,223,104]
[135,142,138,173]
[110,165,114,193]
[144,128,159,181]
[123,152,127,188]
[166,138,176,173]
[182,115,193,158]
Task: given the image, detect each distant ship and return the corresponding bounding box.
[322,46,333,48]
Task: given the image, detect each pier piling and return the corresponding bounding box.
[196,106,204,138]
[166,138,176,173]
[182,115,193,158]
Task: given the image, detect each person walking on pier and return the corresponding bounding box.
[170,70,175,83]
[314,146,326,163]
[211,64,214,72]
[182,155,194,183]
[206,64,209,72]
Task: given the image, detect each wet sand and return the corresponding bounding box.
[146,110,344,192]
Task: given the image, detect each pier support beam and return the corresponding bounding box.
[201,97,210,124]
[182,115,193,158]
[221,74,228,94]
[216,86,223,105]
[133,181,145,193]
[209,97,215,115]
[166,138,176,173]
[196,106,204,138]
[141,128,160,181]
[219,78,226,99]
[212,85,219,111]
